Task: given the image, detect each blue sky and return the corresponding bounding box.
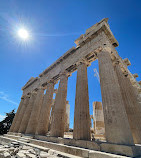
[0,0,141,128]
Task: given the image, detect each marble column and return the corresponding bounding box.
[18,92,37,133]
[25,88,44,135]
[50,72,68,137]
[98,47,134,145]
[36,80,55,135]
[9,96,24,132]
[13,95,30,133]
[73,61,91,140]
[115,62,141,144]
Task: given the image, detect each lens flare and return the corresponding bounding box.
[18,28,29,40]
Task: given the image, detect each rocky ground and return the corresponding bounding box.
[0,142,64,158]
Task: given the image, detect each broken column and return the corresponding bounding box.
[73,60,91,140]
[98,47,134,145]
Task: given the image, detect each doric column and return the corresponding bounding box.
[9,96,24,132]
[18,91,37,133]
[13,95,30,133]
[25,88,44,135]
[50,71,68,137]
[98,47,134,145]
[73,60,91,140]
[36,80,55,135]
[115,62,141,144]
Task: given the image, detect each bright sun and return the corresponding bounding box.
[18,28,29,40]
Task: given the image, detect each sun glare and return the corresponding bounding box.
[18,28,29,40]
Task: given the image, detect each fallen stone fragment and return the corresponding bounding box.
[48,149,57,155]
[9,147,14,150]
[28,149,36,154]
[3,152,11,158]
[0,149,9,153]
[22,145,32,150]
[26,153,36,158]
[40,152,50,158]
[16,152,26,158]
[18,150,30,154]
[3,145,9,148]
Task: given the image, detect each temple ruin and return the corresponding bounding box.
[1,18,141,157]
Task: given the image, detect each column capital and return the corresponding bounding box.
[102,46,112,53]
[76,59,90,67]
[47,79,55,84]
[43,79,55,90]
[59,70,70,77]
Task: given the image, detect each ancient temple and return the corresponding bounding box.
[2,18,141,157]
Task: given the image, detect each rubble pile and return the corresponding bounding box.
[0,142,63,158]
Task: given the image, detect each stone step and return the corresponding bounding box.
[21,135,33,139]
[0,135,130,158]
[19,138,30,143]
[0,136,82,157]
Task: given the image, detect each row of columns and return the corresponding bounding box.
[10,47,141,145]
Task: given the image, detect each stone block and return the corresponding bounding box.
[3,145,9,148]
[100,143,141,157]
[89,151,127,158]
[22,145,32,150]
[26,153,36,158]
[0,149,8,153]
[3,152,11,158]
[9,147,14,152]
[16,152,26,158]
[19,150,30,154]
[48,149,56,155]
[28,149,36,154]
[40,151,50,158]
[86,141,100,150]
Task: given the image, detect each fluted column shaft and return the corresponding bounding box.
[9,97,24,132]
[13,95,30,132]
[73,62,91,140]
[18,92,37,133]
[50,72,68,137]
[98,48,134,145]
[115,63,141,144]
[25,88,44,135]
[36,81,54,135]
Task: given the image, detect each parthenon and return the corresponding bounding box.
[1,18,141,157]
